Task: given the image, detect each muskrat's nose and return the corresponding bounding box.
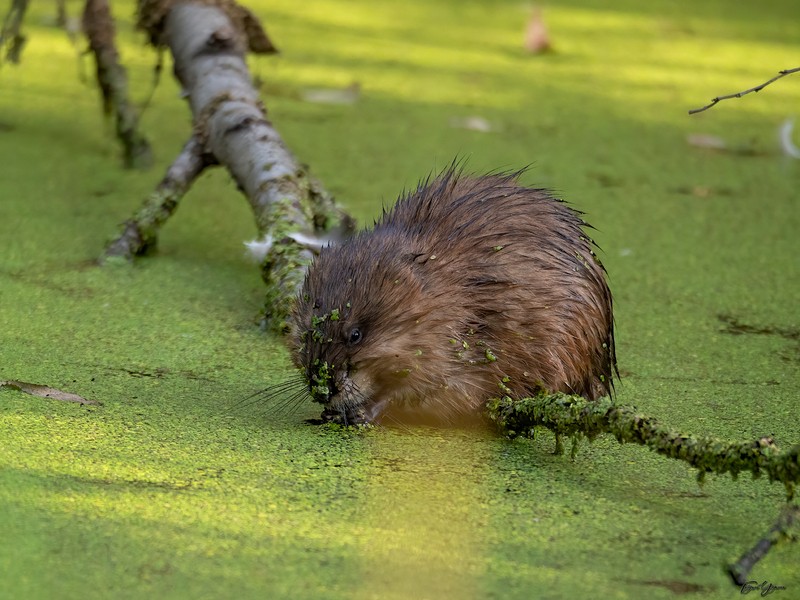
[327,380,340,399]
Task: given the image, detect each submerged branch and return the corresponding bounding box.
[689,67,800,115]
[727,503,799,586]
[1,379,99,405]
[104,135,212,259]
[487,393,799,496]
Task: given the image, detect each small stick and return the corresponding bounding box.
[689,67,800,115]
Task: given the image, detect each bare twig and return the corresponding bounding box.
[55,0,67,27]
[689,67,800,115]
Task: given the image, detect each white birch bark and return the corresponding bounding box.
[106,0,353,332]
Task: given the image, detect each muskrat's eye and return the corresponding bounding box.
[348,328,363,346]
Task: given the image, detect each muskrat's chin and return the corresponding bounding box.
[319,397,389,425]
[319,404,367,425]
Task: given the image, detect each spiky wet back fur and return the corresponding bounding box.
[290,168,617,423]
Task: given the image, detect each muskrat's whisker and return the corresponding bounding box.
[231,375,309,415]
[239,378,303,403]
[271,389,313,416]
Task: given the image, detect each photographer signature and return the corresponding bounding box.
[740,580,786,596]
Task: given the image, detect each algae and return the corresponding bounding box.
[1,0,799,599]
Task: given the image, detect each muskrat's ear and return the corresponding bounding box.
[404,252,433,266]
[400,252,419,262]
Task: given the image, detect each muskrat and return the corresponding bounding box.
[289,167,617,424]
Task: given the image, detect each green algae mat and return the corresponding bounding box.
[1,0,798,598]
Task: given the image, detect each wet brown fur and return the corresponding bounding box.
[290,167,617,423]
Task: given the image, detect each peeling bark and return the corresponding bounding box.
[82,0,153,169]
[106,0,354,333]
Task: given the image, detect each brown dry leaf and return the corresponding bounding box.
[0,380,100,405]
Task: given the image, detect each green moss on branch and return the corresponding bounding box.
[486,393,799,497]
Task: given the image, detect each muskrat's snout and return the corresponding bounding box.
[307,384,325,404]
[309,378,338,405]
[305,362,372,424]
[305,360,339,405]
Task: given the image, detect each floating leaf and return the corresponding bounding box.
[0,380,100,405]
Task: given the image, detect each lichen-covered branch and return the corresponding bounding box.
[114,0,354,332]
[0,0,28,64]
[487,393,799,496]
[104,135,213,259]
[727,503,799,586]
[82,0,153,169]
[488,393,800,581]
[689,67,800,115]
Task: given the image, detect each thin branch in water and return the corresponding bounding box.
[136,47,164,117]
[56,0,67,27]
[103,135,214,260]
[727,503,799,586]
[689,67,800,115]
[82,0,153,169]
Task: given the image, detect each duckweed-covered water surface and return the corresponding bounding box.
[0,0,798,598]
